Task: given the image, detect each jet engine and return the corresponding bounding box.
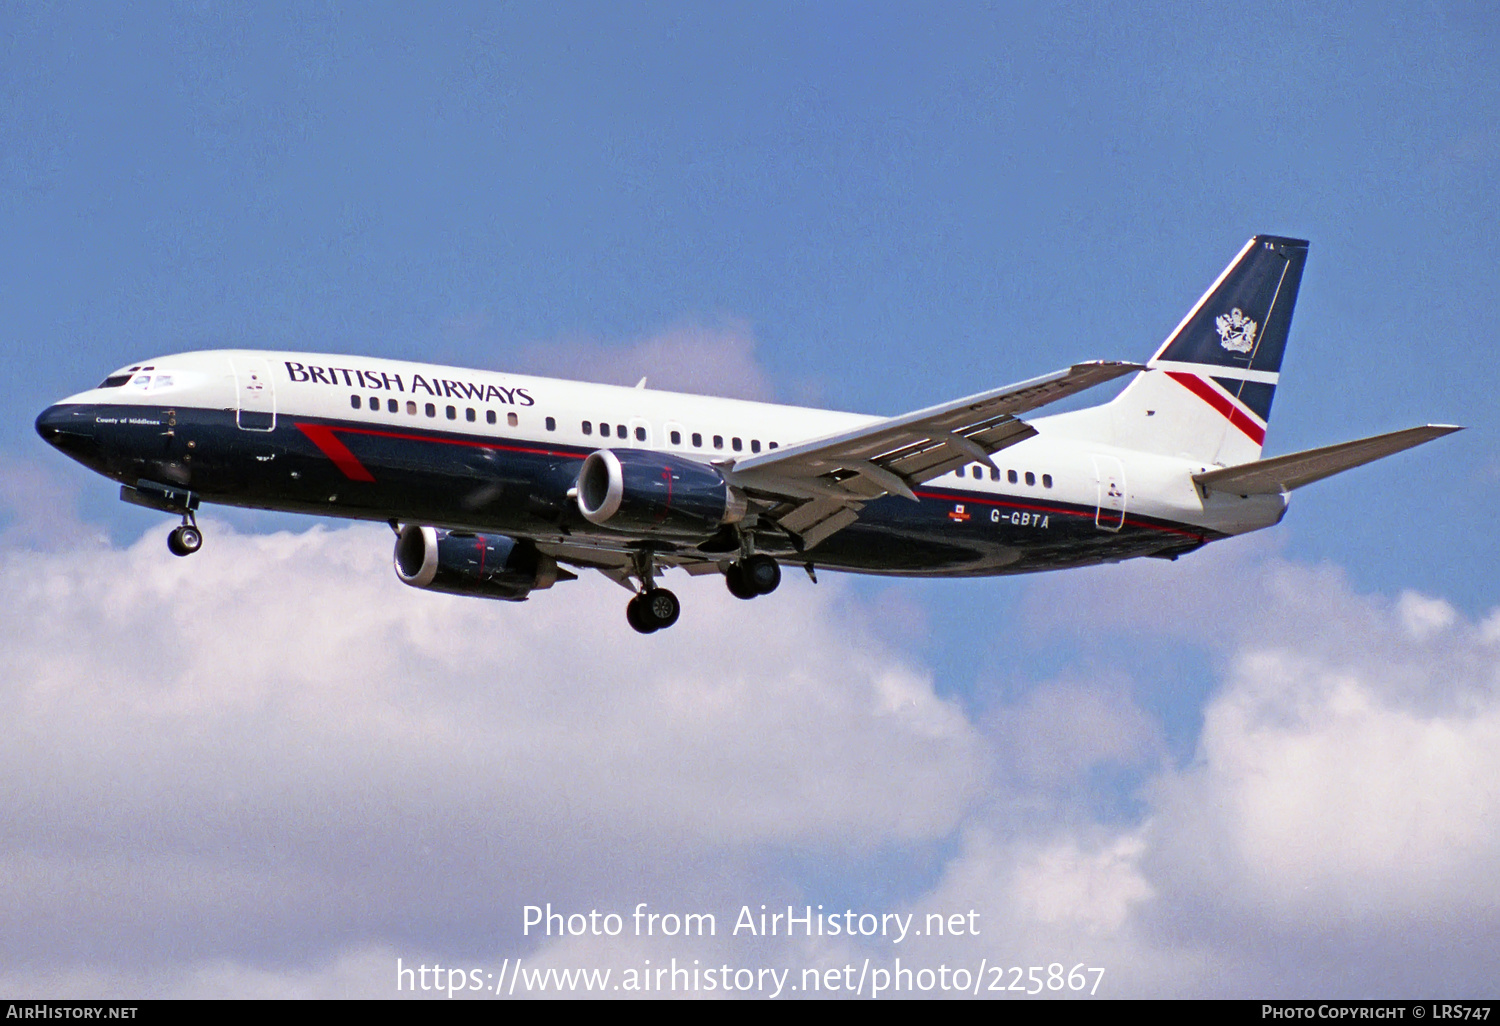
[575,448,746,536]
[393,525,570,601]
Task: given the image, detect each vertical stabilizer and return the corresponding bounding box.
[1109,235,1308,466]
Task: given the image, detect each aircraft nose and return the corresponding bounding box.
[35,404,71,443]
[35,404,102,460]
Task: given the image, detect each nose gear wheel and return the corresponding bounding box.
[167,512,202,557]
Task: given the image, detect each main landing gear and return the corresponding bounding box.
[624,549,681,634]
[167,512,202,557]
[725,554,781,600]
[620,550,782,634]
[626,588,681,634]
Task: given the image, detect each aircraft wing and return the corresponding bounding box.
[725,360,1142,548]
[1193,424,1462,495]
[538,539,728,591]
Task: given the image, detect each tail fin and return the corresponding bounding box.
[1109,235,1309,466]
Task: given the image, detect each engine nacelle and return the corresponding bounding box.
[576,448,746,537]
[394,525,565,602]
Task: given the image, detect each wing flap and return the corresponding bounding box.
[1193,424,1461,495]
[881,419,1038,481]
[788,505,862,549]
[733,360,1139,482]
[722,360,1139,549]
[778,496,862,534]
[538,540,724,591]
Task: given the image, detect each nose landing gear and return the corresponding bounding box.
[119,480,203,556]
[167,512,202,557]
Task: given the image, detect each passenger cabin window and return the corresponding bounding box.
[1007,470,1018,484]
[713,435,724,450]
[732,437,742,452]
[486,410,496,424]
[350,395,361,409]
[509,412,519,427]
[1042,474,1053,488]
[446,405,457,420]
[769,442,778,449]
[407,401,417,415]
[670,430,681,445]
[600,423,611,438]
[751,440,761,453]
[583,421,592,435]
[387,399,398,413]
[425,403,436,417]
[616,424,626,437]
[369,396,378,409]
[990,467,999,481]
[546,416,557,431]
[692,432,702,447]
[1025,471,1035,486]
[466,408,476,422]
[635,426,646,441]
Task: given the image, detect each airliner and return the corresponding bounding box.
[36,235,1458,633]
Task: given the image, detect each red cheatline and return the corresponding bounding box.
[295,423,377,482]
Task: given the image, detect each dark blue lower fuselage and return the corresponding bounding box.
[37,402,1213,576]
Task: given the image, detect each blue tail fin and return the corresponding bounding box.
[1106,235,1309,466]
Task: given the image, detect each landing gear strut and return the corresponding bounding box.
[725,554,780,599]
[625,549,681,634]
[167,512,202,557]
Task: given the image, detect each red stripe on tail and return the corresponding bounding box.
[1165,371,1266,445]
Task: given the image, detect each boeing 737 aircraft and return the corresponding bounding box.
[36,236,1458,632]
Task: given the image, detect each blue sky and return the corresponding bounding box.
[3,1,1498,998]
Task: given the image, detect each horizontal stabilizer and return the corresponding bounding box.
[1193,425,1462,495]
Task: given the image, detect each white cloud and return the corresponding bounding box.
[1397,590,1459,639]
[1148,641,1500,925]
[0,519,985,989]
[982,675,1163,789]
[903,826,1228,998]
[1482,608,1500,646]
[0,455,107,550]
[3,500,1498,997]
[996,553,1500,994]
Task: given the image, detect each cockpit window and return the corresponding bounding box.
[105,371,176,391]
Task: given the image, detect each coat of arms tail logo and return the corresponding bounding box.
[1215,308,1258,353]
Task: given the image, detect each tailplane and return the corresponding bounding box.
[1109,235,1309,466]
[1193,425,1461,495]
